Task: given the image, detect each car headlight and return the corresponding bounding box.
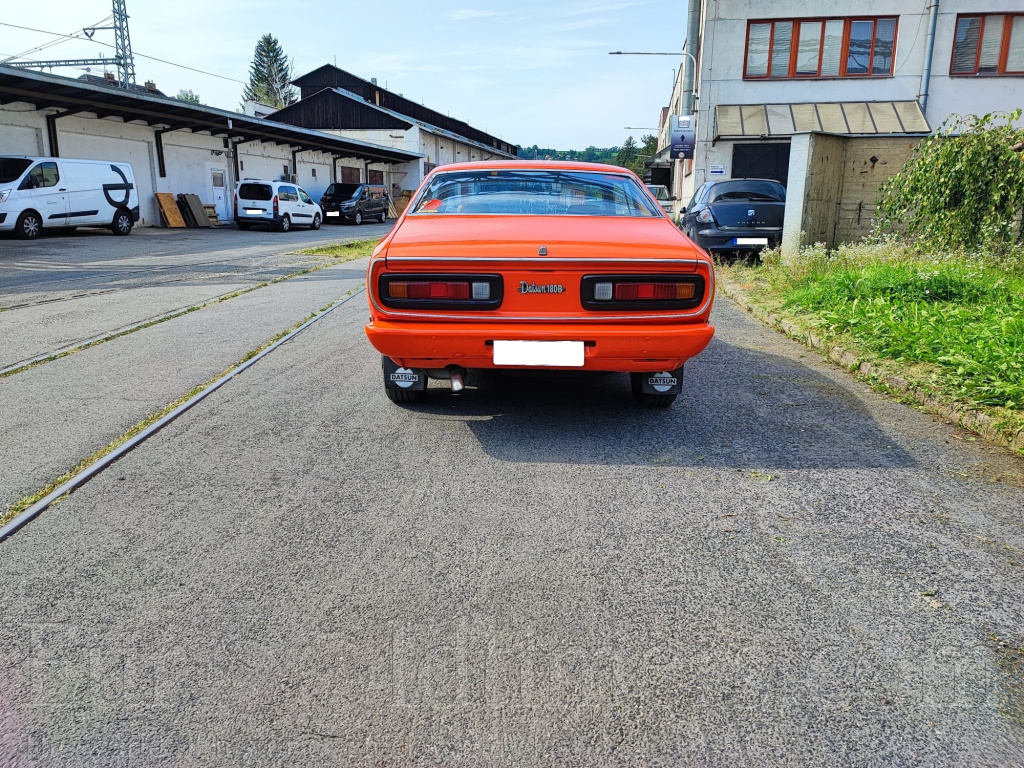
[696,209,713,224]
[0,189,10,203]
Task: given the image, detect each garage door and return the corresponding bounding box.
[0,124,44,155]
[59,133,157,226]
[732,143,791,186]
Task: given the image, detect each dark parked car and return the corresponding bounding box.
[679,179,785,257]
[319,183,389,225]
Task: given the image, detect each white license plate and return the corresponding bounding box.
[735,237,769,245]
[326,211,340,217]
[245,209,264,215]
[493,340,584,367]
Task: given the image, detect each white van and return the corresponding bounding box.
[234,179,323,232]
[0,156,140,239]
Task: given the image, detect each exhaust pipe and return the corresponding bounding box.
[450,370,465,392]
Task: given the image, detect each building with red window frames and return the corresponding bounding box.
[648,1,1022,252]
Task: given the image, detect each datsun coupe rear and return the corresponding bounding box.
[365,161,715,406]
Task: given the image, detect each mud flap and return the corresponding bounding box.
[637,366,684,395]
[382,356,427,391]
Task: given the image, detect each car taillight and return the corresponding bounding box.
[273,195,279,214]
[696,209,713,224]
[379,274,503,309]
[581,275,705,310]
[609,282,696,301]
[389,281,472,300]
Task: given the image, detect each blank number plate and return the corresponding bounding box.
[735,237,769,245]
[245,209,263,215]
[493,340,584,367]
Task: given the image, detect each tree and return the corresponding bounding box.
[174,89,201,105]
[615,136,639,171]
[241,34,297,109]
[877,110,1024,251]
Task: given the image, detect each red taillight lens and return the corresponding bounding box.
[273,195,279,214]
[389,281,470,300]
[613,282,696,300]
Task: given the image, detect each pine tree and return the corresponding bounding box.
[615,136,639,170]
[241,34,297,109]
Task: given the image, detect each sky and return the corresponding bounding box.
[0,0,685,149]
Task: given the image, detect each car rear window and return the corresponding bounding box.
[411,170,662,217]
[708,181,786,203]
[0,157,32,184]
[238,183,272,201]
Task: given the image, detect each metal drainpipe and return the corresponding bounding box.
[919,1,940,115]
[682,0,702,115]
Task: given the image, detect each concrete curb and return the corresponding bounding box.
[717,276,1024,456]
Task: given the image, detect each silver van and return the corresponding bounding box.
[0,156,139,239]
[234,179,323,232]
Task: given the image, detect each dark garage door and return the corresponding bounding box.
[732,143,791,186]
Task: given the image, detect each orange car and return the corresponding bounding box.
[365,161,715,406]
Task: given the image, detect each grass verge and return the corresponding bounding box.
[0,239,378,380]
[717,240,1024,456]
[0,286,365,530]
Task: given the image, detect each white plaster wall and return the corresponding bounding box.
[687,0,1024,190]
[0,105,46,154]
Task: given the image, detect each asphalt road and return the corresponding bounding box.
[1,275,1022,765]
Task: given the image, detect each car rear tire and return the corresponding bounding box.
[278,214,291,233]
[15,210,43,240]
[111,209,133,236]
[630,372,679,407]
[380,210,387,223]
[311,213,321,230]
[354,211,362,225]
[386,386,424,404]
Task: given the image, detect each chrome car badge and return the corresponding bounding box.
[538,245,548,255]
[519,281,565,294]
[748,209,756,216]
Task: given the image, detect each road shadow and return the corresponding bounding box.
[402,337,914,470]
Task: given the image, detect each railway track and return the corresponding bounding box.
[0,286,366,542]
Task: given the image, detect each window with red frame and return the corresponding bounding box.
[951,14,1024,75]
[744,17,898,79]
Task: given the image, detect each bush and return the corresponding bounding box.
[877,110,1024,253]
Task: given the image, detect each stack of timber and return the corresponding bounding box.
[203,204,221,225]
[175,194,213,228]
[154,193,186,228]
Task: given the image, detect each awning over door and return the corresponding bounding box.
[714,101,931,140]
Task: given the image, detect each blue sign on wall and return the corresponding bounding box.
[669,115,695,160]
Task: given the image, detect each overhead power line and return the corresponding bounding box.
[0,20,246,85]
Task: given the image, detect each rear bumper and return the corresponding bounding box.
[365,319,715,372]
[695,228,781,252]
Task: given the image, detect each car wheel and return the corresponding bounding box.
[110,209,134,236]
[15,210,43,240]
[630,372,679,407]
[311,213,321,230]
[354,211,362,225]
[278,214,291,233]
[380,209,387,224]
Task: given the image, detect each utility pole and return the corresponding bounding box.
[6,0,136,89]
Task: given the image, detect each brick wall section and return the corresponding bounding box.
[834,138,919,244]
[785,133,921,254]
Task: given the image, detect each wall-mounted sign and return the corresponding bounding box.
[710,164,726,175]
[669,115,695,160]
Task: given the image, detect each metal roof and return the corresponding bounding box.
[714,101,931,139]
[0,65,422,164]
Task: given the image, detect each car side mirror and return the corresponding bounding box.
[679,205,687,213]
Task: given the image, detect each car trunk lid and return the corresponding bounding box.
[708,201,785,230]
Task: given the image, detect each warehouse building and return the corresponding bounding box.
[0,65,421,227]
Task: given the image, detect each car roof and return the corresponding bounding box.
[708,178,785,185]
[429,160,639,175]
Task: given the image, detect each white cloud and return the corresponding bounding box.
[447,9,511,21]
